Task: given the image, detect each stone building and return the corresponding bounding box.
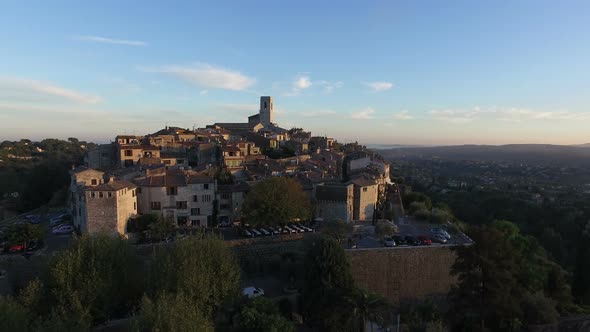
[69,167,106,232]
[86,144,116,170]
[315,182,354,222]
[216,182,250,225]
[349,176,379,221]
[84,178,137,236]
[134,169,216,227]
[117,144,160,168]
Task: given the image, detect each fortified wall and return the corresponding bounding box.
[347,246,457,306]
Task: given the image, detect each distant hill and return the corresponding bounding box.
[375,144,590,167]
[573,143,590,148]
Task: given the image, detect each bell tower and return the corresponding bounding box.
[259,96,273,126]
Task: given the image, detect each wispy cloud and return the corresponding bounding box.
[364,81,393,92]
[301,109,337,117]
[392,110,414,120]
[316,80,344,93]
[72,35,148,47]
[0,77,102,104]
[283,75,313,96]
[139,63,256,91]
[351,107,376,120]
[429,109,481,123]
[497,108,590,122]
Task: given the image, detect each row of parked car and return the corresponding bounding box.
[383,228,452,247]
[239,223,314,238]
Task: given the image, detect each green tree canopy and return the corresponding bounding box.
[303,236,355,331]
[321,220,353,243]
[132,292,214,332]
[148,234,241,319]
[237,297,295,332]
[403,192,432,210]
[374,221,398,240]
[241,177,311,227]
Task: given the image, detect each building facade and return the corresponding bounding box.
[134,169,216,227]
[315,182,354,222]
[84,179,137,236]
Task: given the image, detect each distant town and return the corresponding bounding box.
[71,96,394,237]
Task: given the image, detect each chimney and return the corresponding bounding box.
[109,175,116,183]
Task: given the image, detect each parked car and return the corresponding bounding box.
[432,234,448,244]
[417,235,432,245]
[8,244,25,253]
[52,223,71,231]
[405,236,420,246]
[430,228,451,240]
[52,225,74,235]
[241,229,252,237]
[49,218,64,227]
[268,227,280,235]
[242,286,265,298]
[383,237,396,247]
[392,235,406,245]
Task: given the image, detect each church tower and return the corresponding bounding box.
[259,96,273,126]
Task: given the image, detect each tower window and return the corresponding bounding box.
[264,101,267,110]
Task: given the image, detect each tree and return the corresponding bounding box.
[448,225,525,331]
[303,236,355,331]
[403,192,432,210]
[0,296,30,332]
[347,288,389,332]
[148,215,176,241]
[321,220,353,243]
[132,292,214,332]
[148,234,241,319]
[238,297,295,332]
[374,221,397,241]
[42,234,144,325]
[573,233,590,305]
[241,177,311,227]
[6,223,43,247]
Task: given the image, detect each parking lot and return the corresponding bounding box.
[0,209,73,257]
[348,217,472,250]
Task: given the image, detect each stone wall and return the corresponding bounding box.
[347,246,458,307]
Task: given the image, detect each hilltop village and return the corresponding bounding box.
[72,96,394,236]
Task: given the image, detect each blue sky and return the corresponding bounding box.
[1,0,589,145]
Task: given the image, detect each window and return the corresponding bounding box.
[221,193,230,200]
[91,179,97,185]
[108,192,112,198]
[191,208,200,216]
[193,195,198,202]
[132,190,136,197]
[220,204,230,210]
[203,183,209,190]
[151,202,161,210]
[134,202,137,210]
[202,194,211,202]
[363,187,368,192]
[176,201,188,209]
[125,150,133,157]
[91,192,95,198]
[163,159,171,165]
[99,192,104,198]
[166,187,178,196]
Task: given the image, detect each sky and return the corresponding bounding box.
[0,0,589,145]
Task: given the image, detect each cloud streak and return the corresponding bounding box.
[392,110,414,120]
[72,35,148,46]
[0,77,102,104]
[364,81,393,92]
[351,107,376,120]
[139,63,256,91]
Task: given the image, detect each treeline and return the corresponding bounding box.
[401,185,590,329]
[0,138,93,212]
[0,233,294,332]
